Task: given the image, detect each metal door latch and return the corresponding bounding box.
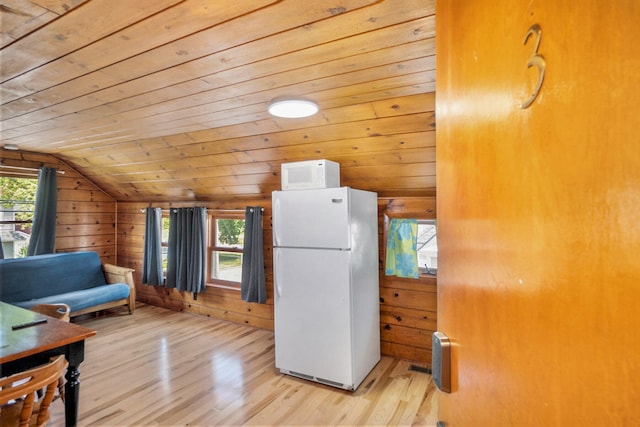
[432,331,451,393]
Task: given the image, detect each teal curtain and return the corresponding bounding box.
[166,207,207,297]
[27,167,57,256]
[142,207,163,285]
[240,207,266,303]
[385,218,419,279]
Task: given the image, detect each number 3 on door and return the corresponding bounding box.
[521,24,546,109]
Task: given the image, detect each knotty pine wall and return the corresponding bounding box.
[1,149,436,366]
[117,199,275,330]
[379,196,436,365]
[117,196,437,367]
[0,150,117,262]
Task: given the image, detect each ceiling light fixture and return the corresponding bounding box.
[3,144,19,150]
[268,99,318,118]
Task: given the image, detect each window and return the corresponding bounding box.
[161,216,170,274]
[208,211,245,287]
[417,219,438,275]
[0,177,37,258]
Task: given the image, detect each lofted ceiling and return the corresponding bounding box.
[0,0,436,201]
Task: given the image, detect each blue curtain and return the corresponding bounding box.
[385,218,419,279]
[142,207,163,285]
[166,207,207,297]
[27,167,57,256]
[240,207,266,303]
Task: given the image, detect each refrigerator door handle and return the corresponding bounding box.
[274,249,281,300]
[272,197,280,246]
[331,198,343,203]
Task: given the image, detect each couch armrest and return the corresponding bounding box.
[103,263,136,314]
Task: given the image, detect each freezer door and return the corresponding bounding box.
[272,188,350,249]
[274,247,353,386]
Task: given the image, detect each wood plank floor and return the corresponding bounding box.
[50,304,438,426]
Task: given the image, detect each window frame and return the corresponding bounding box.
[0,175,38,259]
[207,210,245,290]
[417,219,438,276]
[383,213,438,279]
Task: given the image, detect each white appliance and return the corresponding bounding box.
[281,159,340,190]
[272,187,380,390]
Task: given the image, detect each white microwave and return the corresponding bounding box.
[281,159,340,190]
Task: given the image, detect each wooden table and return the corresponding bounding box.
[0,301,96,427]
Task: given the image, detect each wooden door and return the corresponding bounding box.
[436,1,640,425]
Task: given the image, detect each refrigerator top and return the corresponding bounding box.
[272,187,377,250]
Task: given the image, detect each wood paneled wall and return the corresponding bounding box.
[0,151,436,366]
[0,150,117,262]
[117,199,275,330]
[117,195,437,367]
[378,196,437,365]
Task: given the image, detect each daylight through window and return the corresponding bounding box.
[417,219,438,275]
[161,215,170,273]
[0,176,37,258]
[208,212,245,287]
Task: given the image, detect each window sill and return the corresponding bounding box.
[207,282,240,291]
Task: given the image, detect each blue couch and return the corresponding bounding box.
[0,251,135,316]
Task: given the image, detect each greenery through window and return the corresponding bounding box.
[208,211,245,287]
[0,177,37,258]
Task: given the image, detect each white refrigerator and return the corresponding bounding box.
[272,187,380,390]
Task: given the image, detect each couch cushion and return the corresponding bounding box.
[12,283,130,313]
[0,252,107,303]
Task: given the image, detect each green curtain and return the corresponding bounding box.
[166,207,207,297]
[142,207,163,285]
[385,218,419,279]
[240,207,266,303]
[27,167,57,256]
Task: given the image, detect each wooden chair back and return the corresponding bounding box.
[0,355,68,427]
[29,304,71,322]
[29,304,71,404]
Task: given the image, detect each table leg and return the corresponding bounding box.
[64,340,86,427]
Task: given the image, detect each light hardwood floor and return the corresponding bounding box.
[49,304,438,426]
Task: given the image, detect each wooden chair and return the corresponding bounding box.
[0,355,68,427]
[29,304,71,402]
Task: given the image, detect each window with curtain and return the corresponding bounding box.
[142,207,163,285]
[166,207,208,297]
[240,206,266,304]
[27,167,58,256]
[207,210,245,288]
[385,218,420,279]
[385,217,438,279]
[0,176,37,259]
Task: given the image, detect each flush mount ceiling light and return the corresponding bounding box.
[268,99,318,118]
[3,144,19,150]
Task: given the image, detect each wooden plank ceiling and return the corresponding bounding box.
[0,0,436,201]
